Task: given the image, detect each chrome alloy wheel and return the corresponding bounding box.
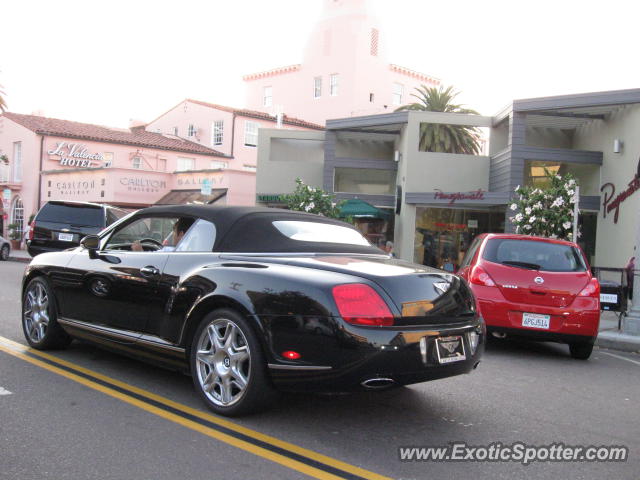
[195,318,251,407]
[23,282,50,343]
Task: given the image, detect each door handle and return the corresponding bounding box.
[140,266,160,277]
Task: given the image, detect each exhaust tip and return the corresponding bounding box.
[361,377,395,389]
[491,332,507,339]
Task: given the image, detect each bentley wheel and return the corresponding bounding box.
[569,342,593,360]
[190,308,276,416]
[22,277,72,350]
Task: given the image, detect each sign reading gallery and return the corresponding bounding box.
[48,142,104,168]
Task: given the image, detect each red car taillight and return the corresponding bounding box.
[578,278,600,297]
[28,221,35,240]
[469,265,496,287]
[332,283,394,327]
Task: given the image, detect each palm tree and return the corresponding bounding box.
[396,85,481,155]
[0,84,7,112]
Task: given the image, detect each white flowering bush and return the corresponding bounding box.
[281,178,344,218]
[509,172,579,241]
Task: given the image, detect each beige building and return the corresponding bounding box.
[257,88,640,271]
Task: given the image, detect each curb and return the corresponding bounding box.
[596,331,640,354]
[7,256,31,264]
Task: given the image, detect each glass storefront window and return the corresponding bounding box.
[524,161,600,195]
[414,207,505,270]
[334,167,395,195]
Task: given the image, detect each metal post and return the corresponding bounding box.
[623,211,640,335]
[572,186,580,242]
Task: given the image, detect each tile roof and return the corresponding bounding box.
[184,99,325,130]
[2,112,228,157]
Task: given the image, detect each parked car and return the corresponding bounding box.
[27,201,127,257]
[21,205,484,416]
[457,233,600,360]
[0,235,9,260]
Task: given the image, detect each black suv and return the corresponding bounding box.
[27,201,128,257]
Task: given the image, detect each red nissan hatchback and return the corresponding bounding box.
[457,234,600,359]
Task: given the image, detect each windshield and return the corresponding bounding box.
[483,238,587,272]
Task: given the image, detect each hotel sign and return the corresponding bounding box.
[600,157,640,224]
[434,189,485,205]
[48,142,104,168]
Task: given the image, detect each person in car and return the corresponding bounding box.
[131,217,194,252]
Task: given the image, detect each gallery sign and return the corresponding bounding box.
[119,177,167,193]
[600,157,640,224]
[177,176,224,187]
[434,189,485,205]
[48,142,105,168]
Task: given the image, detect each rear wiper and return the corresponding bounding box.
[501,260,541,270]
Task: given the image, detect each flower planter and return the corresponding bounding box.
[10,240,20,250]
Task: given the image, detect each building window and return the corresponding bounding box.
[393,83,404,105]
[263,86,273,107]
[13,141,22,182]
[187,124,197,137]
[210,161,228,169]
[244,121,259,147]
[370,28,379,56]
[330,74,339,96]
[11,196,24,238]
[177,157,195,171]
[103,152,113,168]
[243,165,257,172]
[132,156,142,169]
[173,127,179,136]
[369,93,375,103]
[314,77,322,98]
[158,158,167,172]
[212,120,224,146]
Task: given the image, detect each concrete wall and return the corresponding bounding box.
[526,127,574,149]
[256,129,326,195]
[573,104,640,268]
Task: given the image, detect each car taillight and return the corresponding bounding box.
[469,265,496,287]
[28,221,35,241]
[578,278,600,297]
[332,283,394,327]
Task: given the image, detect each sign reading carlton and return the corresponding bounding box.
[48,142,105,168]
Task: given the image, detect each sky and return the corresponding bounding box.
[2,0,640,128]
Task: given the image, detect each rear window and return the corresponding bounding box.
[37,203,104,227]
[483,238,587,272]
[273,221,371,246]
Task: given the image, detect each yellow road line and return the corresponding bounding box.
[0,336,391,480]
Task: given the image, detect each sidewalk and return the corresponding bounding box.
[596,309,640,353]
[8,248,31,263]
[4,249,639,354]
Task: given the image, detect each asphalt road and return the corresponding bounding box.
[0,260,638,480]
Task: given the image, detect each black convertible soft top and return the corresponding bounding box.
[130,205,383,254]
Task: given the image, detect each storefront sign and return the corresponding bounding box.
[434,189,485,205]
[435,222,467,230]
[2,188,11,202]
[177,176,224,187]
[119,177,167,193]
[48,142,104,168]
[257,194,283,203]
[54,180,96,196]
[600,157,640,224]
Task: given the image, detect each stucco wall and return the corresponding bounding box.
[573,104,640,268]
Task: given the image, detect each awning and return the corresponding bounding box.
[155,188,227,205]
[338,198,390,219]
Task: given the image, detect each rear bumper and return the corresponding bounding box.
[487,326,595,345]
[267,318,485,392]
[473,285,600,340]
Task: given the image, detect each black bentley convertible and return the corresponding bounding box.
[22,205,484,415]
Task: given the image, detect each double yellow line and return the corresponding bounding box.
[0,336,390,480]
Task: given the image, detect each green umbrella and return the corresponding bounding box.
[338,199,389,219]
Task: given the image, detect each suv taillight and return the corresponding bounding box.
[469,265,496,287]
[578,278,600,297]
[332,283,394,326]
[28,221,35,240]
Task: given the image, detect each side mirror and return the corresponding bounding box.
[80,235,100,259]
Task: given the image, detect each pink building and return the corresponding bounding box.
[243,0,440,125]
[145,99,323,172]
[0,112,248,242]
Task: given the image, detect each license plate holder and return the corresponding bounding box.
[522,312,550,329]
[600,293,618,304]
[58,233,74,242]
[435,335,466,364]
